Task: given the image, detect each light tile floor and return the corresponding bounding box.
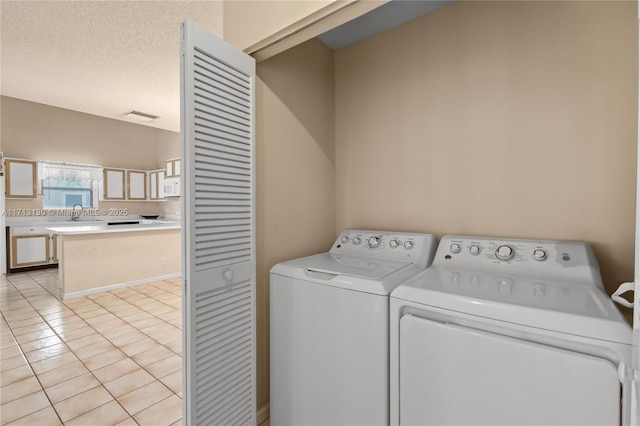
[1,269,183,425]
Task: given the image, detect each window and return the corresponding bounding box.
[40,161,101,209]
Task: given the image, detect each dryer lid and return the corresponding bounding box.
[284,253,413,280]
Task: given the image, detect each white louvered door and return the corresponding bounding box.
[181,21,256,426]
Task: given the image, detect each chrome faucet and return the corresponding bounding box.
[71,203,83,221]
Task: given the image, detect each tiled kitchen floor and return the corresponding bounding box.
[1,269,183,425]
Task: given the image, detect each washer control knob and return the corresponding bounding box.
[353,237,361,245]
[389,239,399,249]
[533,283,546,298]
[533,249,546,261]
[368,236,380,248]
[450,243,461,254]
[404,241,414,250]
[470,245,481,255]
[498,279,513,295]
[341,236,349,244]
[495,245,515,261]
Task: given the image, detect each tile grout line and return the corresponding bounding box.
[0,279,66,425]
[3,274,182,424]
[3,273,183,425]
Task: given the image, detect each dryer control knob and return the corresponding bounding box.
[368,236,380,248]
[450,243,461,254]
[470,245,481,255]
[389,239,399,248]
[533,249,546,261]
[495,245,515,261]
[341,236,349,244]
[353,237,361,245]
[404,241,414,250]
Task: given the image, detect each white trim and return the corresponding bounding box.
[248,1,388,62]
[60,273,180,299]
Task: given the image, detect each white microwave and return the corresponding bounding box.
[164,177,180,197]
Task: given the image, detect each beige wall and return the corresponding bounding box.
[256,38,336,415]
[335,1,638,319]
[59,229,180,296]
[1,96,180,215]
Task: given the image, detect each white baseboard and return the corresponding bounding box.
[60,273,181,299]
[257,403,270,425]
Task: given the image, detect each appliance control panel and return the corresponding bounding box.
[331,229,437,268]
[435,235,601,284]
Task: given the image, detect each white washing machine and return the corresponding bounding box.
[390,235,633,426]
[270,229,437,426]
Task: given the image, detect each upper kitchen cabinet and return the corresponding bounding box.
[103,168,125,200]
[5,159,37,198]
[149,170,166,200]
[127,170,147,201]
[166,158,180,178]
[223,0,388,61]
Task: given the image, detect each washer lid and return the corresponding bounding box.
[284,253,413,280]
[391,267,632,344]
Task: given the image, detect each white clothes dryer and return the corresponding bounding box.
[390,235,633,426]
[270,229,437,426]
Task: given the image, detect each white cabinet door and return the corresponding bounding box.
[181,20,255,425]
[149,170,166,200]
[5,159,37,198]
[12,235,49,267]
[166,159,180,177]
[149,171,158,199]
[104,168,125,200]
[158,170,165,199]
[127,170,147,200]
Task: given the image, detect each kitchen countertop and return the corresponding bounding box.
[47,220,180,235]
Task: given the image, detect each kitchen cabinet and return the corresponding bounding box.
[103,168,125,200]
[149,170,166,200]
[5,158,37,198]
[166,158,180,178]
[127,170,147,200]
[10,225,56,269]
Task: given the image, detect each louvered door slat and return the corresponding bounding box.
[196,125,250,148]
[182,21,255,426]
[194,50,250,94]
[195,142,250,162]
[196,156,251,172]
[194,50,250,88]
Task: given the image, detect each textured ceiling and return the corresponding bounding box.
[1,1,223,133]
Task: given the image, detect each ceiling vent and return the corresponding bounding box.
[122,110,159,122]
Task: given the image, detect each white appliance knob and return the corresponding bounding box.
[533,284,546,298]
[353,237,361,245]
[450,243,461,254]
[533,249,546,261]
[495,245,515,261]
[389,239,399,248]
[498,280,512,295]
[470,245,480,255]
[341,236,349,244]
[470,274,480,287]
[368,236,380,248]
[404,241,414,250]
